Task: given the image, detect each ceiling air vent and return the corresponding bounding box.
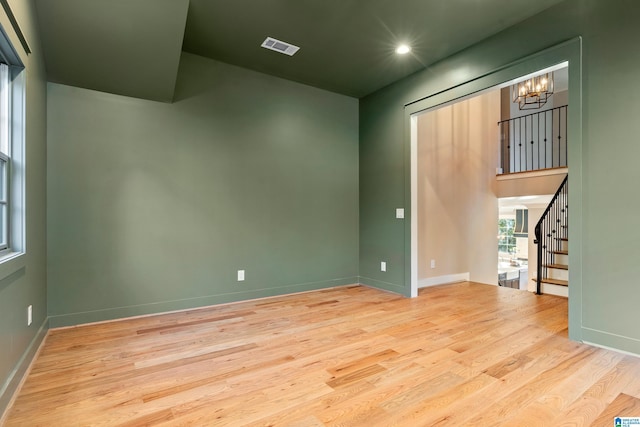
[261,37,300,56]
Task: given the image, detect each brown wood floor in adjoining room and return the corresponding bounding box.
[4,283,640,426]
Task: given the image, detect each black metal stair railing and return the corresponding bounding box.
[534,175,568,295]
[498,105,568,174]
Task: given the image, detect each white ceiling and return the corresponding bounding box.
[499,195,553,216]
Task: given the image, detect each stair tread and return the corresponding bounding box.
[544,263,568,270]
[556,237,568,241]
[552,250,568,255]
[541,278,568,286]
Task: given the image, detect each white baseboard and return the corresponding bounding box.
[418,272,470,288]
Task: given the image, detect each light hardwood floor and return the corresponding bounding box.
[3,282,640,426]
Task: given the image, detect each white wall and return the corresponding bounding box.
[417,90,500,286]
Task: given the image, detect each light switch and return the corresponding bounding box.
[396,208,404,219]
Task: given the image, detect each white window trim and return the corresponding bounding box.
[0,24,25,279]
[0,62,11,253]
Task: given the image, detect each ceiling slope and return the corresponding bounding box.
[35,0,189,102]
[34,0,565,100]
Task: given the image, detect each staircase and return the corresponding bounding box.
[534,175,568,297]
[540,237,568,297]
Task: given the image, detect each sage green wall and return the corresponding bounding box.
[47,52,359,327]
[360,0,640,354]
[0,0,48,416]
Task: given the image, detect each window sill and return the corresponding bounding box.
[0,251,25,281]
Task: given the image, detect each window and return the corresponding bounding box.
[0,26,25,263]
[0,63,10,251]
[498,218,516,255]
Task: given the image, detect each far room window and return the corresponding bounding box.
[498,218,516,256]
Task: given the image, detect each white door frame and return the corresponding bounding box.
[403,38,582,341]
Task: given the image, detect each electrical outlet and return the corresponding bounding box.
[430,259,436,269]
[395,208,404,219]
[381,261,387,272]
[237,270,245,281]
[27,305,32,326]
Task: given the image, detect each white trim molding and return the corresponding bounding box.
[418,272,470,289]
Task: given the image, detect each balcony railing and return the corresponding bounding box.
[498,105,568,174]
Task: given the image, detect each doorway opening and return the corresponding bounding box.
[498,195,551,291]
[411,63,569,298]
[405,38,581,340]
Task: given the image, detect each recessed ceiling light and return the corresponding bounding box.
[396,44,411,55]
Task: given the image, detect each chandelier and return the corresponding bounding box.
[512,72,554,110]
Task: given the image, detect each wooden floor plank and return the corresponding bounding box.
[592,393,640,426]
[3,282,640,426]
